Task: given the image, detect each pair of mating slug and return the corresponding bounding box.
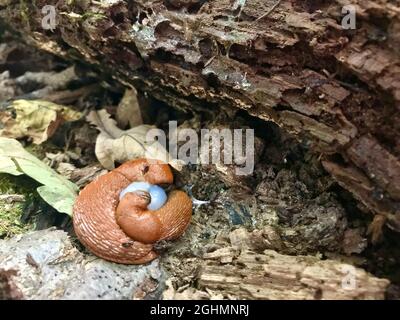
[73,159,192,264]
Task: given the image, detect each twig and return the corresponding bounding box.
[254,0,282,22]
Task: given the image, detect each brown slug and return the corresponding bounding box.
[73,158,192,264]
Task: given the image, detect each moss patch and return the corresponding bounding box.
[0,174,38,238]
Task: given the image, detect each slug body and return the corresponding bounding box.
[73,159,192,264]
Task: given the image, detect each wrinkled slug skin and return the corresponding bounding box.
[73,171,156,264]
[73,159,192,265]
[157,190,192,241]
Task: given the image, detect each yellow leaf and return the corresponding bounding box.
[0,100,82,144]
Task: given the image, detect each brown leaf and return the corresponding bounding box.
[0,100,82,144]
[87,109,182,170]
[116,88,143,128]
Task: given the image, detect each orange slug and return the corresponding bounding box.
[72,159,192,264]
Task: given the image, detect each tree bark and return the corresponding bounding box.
[1,0,399,230]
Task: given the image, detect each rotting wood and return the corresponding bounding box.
[0,0,399,232]
[198,248,389,300]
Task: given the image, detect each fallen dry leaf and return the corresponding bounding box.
[87,109,182,170]
[0,100,82,144]
[116,88,143,129]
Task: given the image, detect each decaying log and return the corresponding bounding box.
[0,0,399,230]
[199,247,389,300]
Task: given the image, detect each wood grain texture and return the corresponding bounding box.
[199,248,390,300]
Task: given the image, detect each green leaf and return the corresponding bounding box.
[0,137,78,216]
